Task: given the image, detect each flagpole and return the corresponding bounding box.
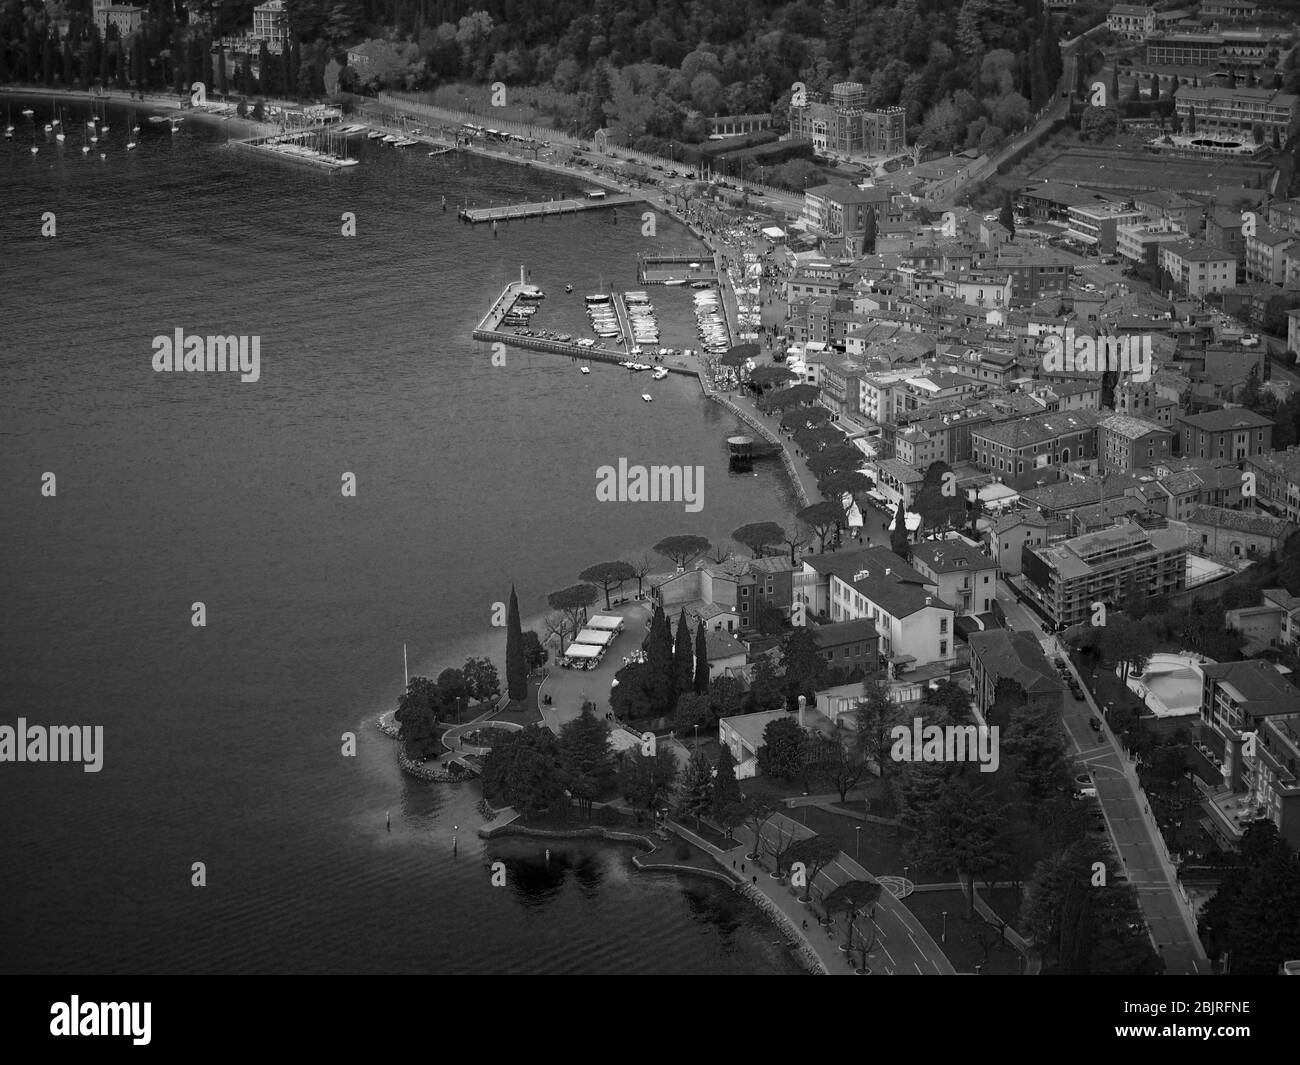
[404,643,409,688]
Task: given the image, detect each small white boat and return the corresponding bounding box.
[642,394,653,402]
[148,115,170,124]
[30,145,38,154]
[21,108,34,117]
[367,130,384,139]
[580,367,590,374]
[55,132,64,142]
[81,145,89,154]
[101,125,109,133]
[382,133,399,143]
[126,139,137,150]
[90,135,98,143]
[43,122,52,132]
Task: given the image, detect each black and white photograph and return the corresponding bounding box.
[1,0,1297,1028]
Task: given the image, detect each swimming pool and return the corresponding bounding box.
[1128,653,1208,717]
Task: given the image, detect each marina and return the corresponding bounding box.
[637,253,721,285]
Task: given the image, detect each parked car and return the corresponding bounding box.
[1089,717,1102,733]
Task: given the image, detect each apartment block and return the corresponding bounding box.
[1177,407,1272,461]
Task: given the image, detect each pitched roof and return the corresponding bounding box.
[1099,412,1171,440]
[804,546,953,619]
[810,618,879,647]
[973,409,1102,449]
[968,629,1065,696]
[1201,660,1299,717]
[1186,506,1296,538]
[1178,407,1273,432]
[909,538,996,573]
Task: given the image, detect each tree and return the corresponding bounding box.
[825,879,883,953]
[618,747,679,811]
[780,627,827,709]
[610,661,656,720]
[480,726,566,818]
[436,666,467,720]
[891,499,910,557]
[1199,821,1300,973]
[653,534,711,571]
[643,603,678,714]
[781,523,811,565]
[462,656,500,706]
[625,553,654,599]
[798,500,845,553]
[786,835,840,902]
[693,619,710,694]
[548,583,599,644]
[579,561,636,610]
[673,691,711,734]
[854,679,900,784]
[756,716,808,782]
[708,675,746,723]
[521,630,548,674]
[740,795,779,861]
[677,748,715,827]
[1001,701,1073,804]
[913,461,967,531]
[999,190,1015,240]
[712,743,743,816]
[505,584,527,701]
[732,521,786,558]
[746,654,785,714]
[558,705,614,818]
[908,777,1009,917]
[807,732,870,803]
[394,676,441,760]
[672,609,695,695]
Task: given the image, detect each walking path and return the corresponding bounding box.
[675,810,955,975]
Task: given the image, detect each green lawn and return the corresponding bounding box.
[904,890,1026,975]
[785,804,920,880]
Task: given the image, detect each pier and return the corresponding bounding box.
[637,253,720,285]
[459,193,639,224]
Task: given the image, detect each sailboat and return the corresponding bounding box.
[21,107,34,118]
[4,104,13,138]
[126,109,137,149]
[55,108,65,143]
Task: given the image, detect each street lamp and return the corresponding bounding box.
[693,723,699,749]
[854,825,861,859]
[941,910,948,944]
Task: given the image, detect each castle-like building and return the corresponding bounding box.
[788,82,906,158]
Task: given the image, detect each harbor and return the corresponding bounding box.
[458,192,639,224]
[636,253,721,285]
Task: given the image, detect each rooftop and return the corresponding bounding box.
[1186,505,1296,538]
[1202,660,1300,717]
[1178,407,1273,432]
[805,545,954,619]
[909,538,996,574]
[968,629,1066,696]
[1099,412,1170,440]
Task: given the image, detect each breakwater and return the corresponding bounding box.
[460,193,639,223]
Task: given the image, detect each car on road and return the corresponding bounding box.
[1054,656,1067,669]
[1089,717,1102,733]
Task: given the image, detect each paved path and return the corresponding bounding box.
[743,812,956,975]
[537,600,654,733]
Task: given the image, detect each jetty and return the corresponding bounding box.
[637,253,720,285]
[230,126,359,170]
[459,193,639,224]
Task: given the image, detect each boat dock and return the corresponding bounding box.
[637,253,720,285]
[459,193,639,224]
[473,281,695,376]
[229,126,359,171]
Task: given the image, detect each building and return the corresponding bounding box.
[970,409,1103,490]
[1245,224,1295,284]
[1107,3,1157,39]
[1159,241,1238,296]
[1021,522,1189,628]
[1198,660,1300,849]
[708,113,773,137]
[788,82,906,157]
[907,536,998,615]
[718,709,797,779]
[1177,407,1272,461]
[1118,220,1189,264]
[1246,447,1300,521]
[1205,208,1246,264]
[988,509,1051,575]
[800,547,958,673]
[809,618,882,677]
[1099,413,1174,472]
[1114,380,1177,427]
[1201,0,1257,19]
[968,629,1066,721]
[1146,34,1223,66]
[251,0,288,53]
[92,0,145,37]
[701,628,748,679]
[802,183,890,243]
[1184,505,1296,562]
[1225,587,1300,651]
[1066,203,1148,255]
[1172,85,1300,143]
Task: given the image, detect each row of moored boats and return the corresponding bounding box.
[694,288,729,355]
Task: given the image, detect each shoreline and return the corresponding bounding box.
[0,84,278,140]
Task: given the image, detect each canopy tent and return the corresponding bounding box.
[573,628,616,647]
[562,642,602,659]
[586,615,625,632]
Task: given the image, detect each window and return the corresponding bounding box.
[940,640,948,655]
[940,618,948,634]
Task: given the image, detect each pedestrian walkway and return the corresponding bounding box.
[673,811,955,975]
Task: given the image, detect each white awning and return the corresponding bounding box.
[573,629,616,647]
[586,615,624,631]
[562,642,602,658]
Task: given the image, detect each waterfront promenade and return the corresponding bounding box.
[672,811,955,975]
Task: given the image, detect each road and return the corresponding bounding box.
[994,577,1211,974]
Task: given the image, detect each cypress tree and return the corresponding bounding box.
[673,609,694,696]
[644,603,676,715]
[505,584,527,702]
[693,619,710,694]
[678,748,715,828]
[712,743,742,816]
[891,499,910,558]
